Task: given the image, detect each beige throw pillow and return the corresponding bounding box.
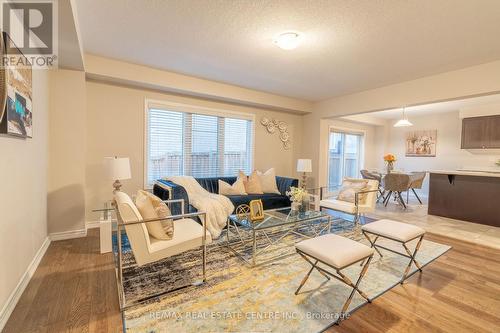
[238,170,263,194]
[337,179,369,204]
[219,178,247,195]
[135,190,174,240]
[257,168,280,194]
[145,191,174,239]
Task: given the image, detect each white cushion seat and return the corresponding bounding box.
[320,178,379,218]
[296,234,374,269]
[319,198,374,214]
[362,219,425,242]
[149,218,212,254]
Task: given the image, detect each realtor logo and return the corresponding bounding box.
[1,0,58,68]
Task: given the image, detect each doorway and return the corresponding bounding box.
[327,129,364,188]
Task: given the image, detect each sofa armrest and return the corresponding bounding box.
[153,179,189,216]
[275,176,299,196]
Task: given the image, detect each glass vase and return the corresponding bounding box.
[387,161,394,174]
[300,196,309,212]
[291,201,300,211]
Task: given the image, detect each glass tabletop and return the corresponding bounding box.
[229,207,330,231]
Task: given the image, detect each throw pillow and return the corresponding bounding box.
[238,170,263,194]
[135,190,174,240]
[256,168,280,194]
[337,179,369,204]
[155,205,174,239]
[143,190,174,239]
[219,178,247,195]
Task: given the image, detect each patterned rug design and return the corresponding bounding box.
[118,220,451,332]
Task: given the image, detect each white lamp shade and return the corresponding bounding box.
[297,159,312,173]
[393,119,413,127]
[104,157,131,180]
[394,107,413,127]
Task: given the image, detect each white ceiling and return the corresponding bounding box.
[74,0,500,101]
[362,94,500,119]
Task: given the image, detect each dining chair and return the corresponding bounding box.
[407,172,426,204]
[360,170,385,200]
[382,173,412,209]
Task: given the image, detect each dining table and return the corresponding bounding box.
[368,170,428,207]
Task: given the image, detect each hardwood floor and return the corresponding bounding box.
[3,230,123,333]
[4,230,500,333]
[328,233,500,333]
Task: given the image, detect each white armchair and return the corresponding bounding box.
[113,191,212,310]
[319,178,379,224]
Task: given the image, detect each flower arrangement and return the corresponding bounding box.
[384,154,396,173]
[383,154,397,162]
[286,186,307,203]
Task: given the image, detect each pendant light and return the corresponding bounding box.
[393,107,413,127]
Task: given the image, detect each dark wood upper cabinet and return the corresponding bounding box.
[461,115,500,149]
[488,115,500,148]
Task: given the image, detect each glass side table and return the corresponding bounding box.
[92,201,115,254]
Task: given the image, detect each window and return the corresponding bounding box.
[145,102,253,186]
[327,129,364,188]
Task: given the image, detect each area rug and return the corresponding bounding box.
[118,220,451,332]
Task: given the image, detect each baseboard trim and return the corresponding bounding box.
[49,228,87,241]
[86,220,101,230]
[0,236,51,331]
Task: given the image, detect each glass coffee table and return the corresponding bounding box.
[226,207,340,266]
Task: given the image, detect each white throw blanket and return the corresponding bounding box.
[166,176,234,238]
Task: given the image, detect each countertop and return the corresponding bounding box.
[430,169,500,178]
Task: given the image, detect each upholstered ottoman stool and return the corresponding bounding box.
[361,219,425,284]
[295,234,374,316]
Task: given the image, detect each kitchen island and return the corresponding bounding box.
[428,170,500,227]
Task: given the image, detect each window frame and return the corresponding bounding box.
[326,125,366,191]
[143,99,255,188]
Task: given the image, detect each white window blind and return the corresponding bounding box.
[146,106,253,186]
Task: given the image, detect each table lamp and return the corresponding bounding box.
[297,159,312,189]
[104,157,131,193]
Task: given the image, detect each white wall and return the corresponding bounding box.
[385,110,500,192]
[48,69,87,234]
[459,102,500,118]
[85,54,312,114]
[0,69,50,327]
[84,81,304,222]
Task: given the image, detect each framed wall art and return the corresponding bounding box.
[405,129,437,157]
[0,32,33,138]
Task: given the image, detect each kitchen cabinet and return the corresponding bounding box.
[489,115,500,148]
[428,172,500,227]
[461,115,500,149]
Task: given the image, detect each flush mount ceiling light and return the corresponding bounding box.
[394,107,413,127]
[273,32,301,50]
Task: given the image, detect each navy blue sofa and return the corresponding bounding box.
[153,176,298,216]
